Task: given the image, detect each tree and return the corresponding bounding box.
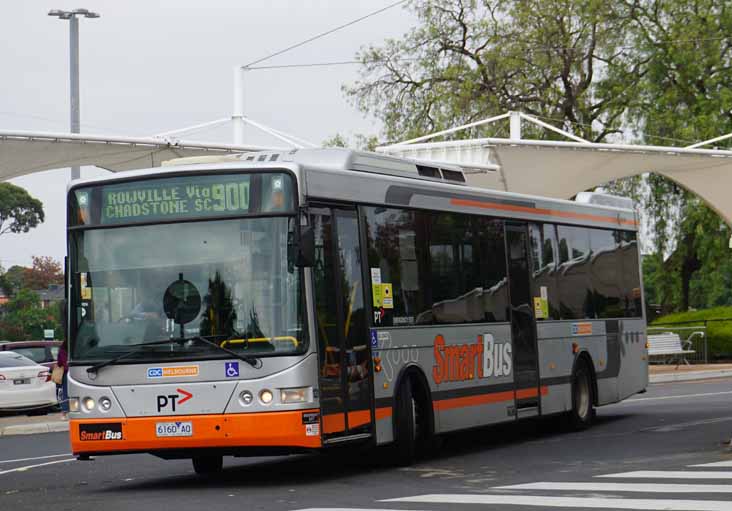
[0,289,60,341]
[0,265,29,296]
[0,183,44,237]
[345,0,642,143]
[612,0,732,311]
[23,256,63,290]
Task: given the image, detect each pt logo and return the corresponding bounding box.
[156,388,193,412]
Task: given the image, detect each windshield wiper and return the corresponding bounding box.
[86,338,181,376]
[189,336,262,368]
[85,335,262,376]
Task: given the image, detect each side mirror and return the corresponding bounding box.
[296,225,315,267]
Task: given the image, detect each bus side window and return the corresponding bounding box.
[529,223,560,320]
[557,225,594,319]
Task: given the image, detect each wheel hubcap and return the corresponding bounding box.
[577,373,590,420]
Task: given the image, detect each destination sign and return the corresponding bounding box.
[71,172,293,226]
[101,175,251,224]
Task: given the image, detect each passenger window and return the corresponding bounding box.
[557,225,594,319]
[529,223,560,319]
[590,229,624,318]
[363,207,508,326]
[619,231,643,318]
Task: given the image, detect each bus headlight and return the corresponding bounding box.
[99,396,112,411]
[259,389,274,404]
[280,387,309,404]
[68,397,80,412]
[82,397,96,411]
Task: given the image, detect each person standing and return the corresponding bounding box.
[55,338,69,419]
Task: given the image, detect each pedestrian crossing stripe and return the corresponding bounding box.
[690,461,732,468]
[495,481,732,493]
[381,494,732,510]
[598,471,732,479]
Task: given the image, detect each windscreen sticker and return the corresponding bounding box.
[370,268,381,285]
[381,283,393,309]
[147,365,199,378]
[572,322,593,336]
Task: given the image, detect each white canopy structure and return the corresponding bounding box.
[378,111,732,225]
[0,130,281,181]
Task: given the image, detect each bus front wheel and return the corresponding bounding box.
[192,455,223,475]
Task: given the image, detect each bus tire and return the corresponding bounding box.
[568,360,595,430]
[393,376,431,465]
[192,455,223,475]
[393,378,418,465]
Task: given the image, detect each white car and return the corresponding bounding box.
[0,351,57,412]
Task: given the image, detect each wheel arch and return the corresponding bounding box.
[392,363,435,438]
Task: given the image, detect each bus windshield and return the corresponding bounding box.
[69,215,306,363]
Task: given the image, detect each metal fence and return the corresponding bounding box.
[647,325,709,364]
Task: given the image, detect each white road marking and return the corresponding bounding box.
[495,481,732,493]
[0,458,74,476]
[642,416,732,432]
[690,461,732,468]
[382,494,732,510]
[598,471,732,479]
[622,390,732,404]
[0,453,71,464]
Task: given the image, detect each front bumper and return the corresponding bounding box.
[70,408,322,455]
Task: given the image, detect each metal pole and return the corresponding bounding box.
[69,15,80,180]
[509,111,521,140]
[233,66,245,145]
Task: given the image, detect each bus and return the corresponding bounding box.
[65,148,648,473]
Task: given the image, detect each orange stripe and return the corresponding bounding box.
[322,413,346,434]
[375,406,392,420]
[434,386,548,412]
[70,409,321,455]
[450,198,638,227]
[348,410,371,429]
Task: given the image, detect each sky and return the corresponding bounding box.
[1,0,416,269]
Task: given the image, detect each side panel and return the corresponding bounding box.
[372,323,517,443]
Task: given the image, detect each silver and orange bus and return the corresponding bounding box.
[66,148,647,473]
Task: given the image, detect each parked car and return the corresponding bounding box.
[0,340,62,370]
[0,351,57,413]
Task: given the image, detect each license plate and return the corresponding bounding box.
[13,379,30,385]
[155,421,193,437]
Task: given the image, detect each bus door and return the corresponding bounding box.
[505,222,541,417]
[311,205,372,441]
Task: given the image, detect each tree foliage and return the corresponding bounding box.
[0,182,44,237]
[0,265,28,296]
[23,256,64,291]
[0,289,60,341]
[346,0,642,143]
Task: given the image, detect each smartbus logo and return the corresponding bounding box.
[147,366,199,379]
[433,333,512,384]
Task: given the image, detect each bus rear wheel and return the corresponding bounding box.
[192,455,223,475]
[568,360,595,430]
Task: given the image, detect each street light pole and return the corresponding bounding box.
[48,8,100,180]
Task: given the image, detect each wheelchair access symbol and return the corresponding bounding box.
[225,362,240,378]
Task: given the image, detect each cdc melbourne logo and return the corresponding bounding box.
[147,367,163,379]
